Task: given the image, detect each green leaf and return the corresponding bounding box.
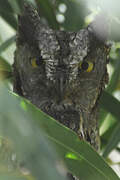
[0,86,119,180]
[99,48,120,123]
[26,106,119,180]
[99,55,120,135]
[99,108,108,127]
[0,85,67,180]
[0,35,16,54]
[0,0,17,30]
[0,0,14,13]
[107,52,120,93]
[56,0,86,31]
[35,0,59,29]
[0,175,27,180]
[103,123,120,158]
[0,13,17,30]
[100,116,117,150]
[0,155,35,180]
[100,114,116,137]
[0,172,33,180]
[100,91,120,121]
[0,57,12,72]
[0,57,12,80]
[99,91,120,156]
[8,0,36,14]
[8,0,21,14]
[116,147,120,153]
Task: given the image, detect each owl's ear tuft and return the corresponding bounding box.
[17,3,40,46]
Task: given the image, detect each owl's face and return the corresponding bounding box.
[14,3,109,133]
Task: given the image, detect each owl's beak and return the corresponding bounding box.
[56,75,66,102]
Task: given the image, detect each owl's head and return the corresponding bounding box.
[15,3,109,116]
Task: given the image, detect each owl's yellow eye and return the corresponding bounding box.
[79,61,94,72]
[31,58,38,68]
[31,56,43,68]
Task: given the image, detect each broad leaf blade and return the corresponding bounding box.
[6,92,119,179]
[8,0,22,14]
[103,123,120,158]
[0,36,16,54]
[8,0,36,14]
[0,175,27,180]
[56,0,86,31]
[0,85,67,180]
[0,0,17,30]
[100,91,120,121]
[0,85,119,180]
[107,53,120,93]
[0,57,12,79]
[20,99,119,180]
[0,57,12,72]
[35,0,59,29]
[0,171,33,180]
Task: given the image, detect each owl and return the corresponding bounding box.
[13,3,110,151]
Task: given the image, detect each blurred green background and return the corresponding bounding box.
[0,0,120,179]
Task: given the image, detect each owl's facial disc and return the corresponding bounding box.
[29,47,95,104]
[16,3,109,113]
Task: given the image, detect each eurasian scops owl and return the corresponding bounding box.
[13,3,110,151]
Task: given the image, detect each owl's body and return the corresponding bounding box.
[13,3,110,151]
